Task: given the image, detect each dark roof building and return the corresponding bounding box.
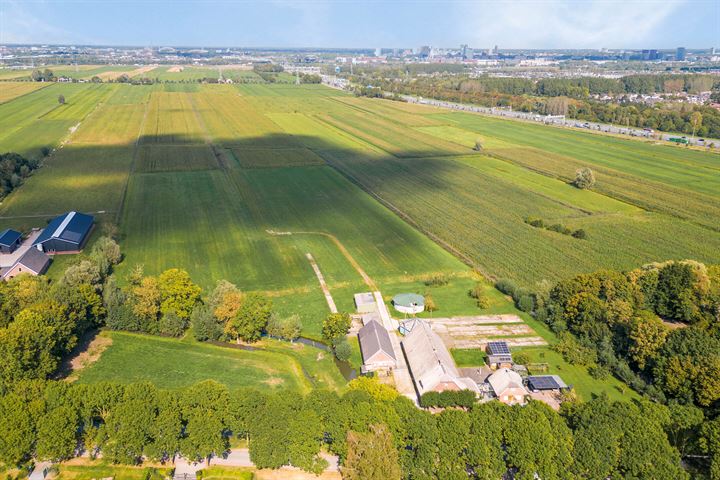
[0,229,22,254]
[527,375,569,392]
[1,248,51,280]
[33,211,94,253]
[358,320,396,374]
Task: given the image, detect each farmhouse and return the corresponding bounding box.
[486,341,513,370]
[0,229,22,254]
[1,248,51,280]
[354,292,377,314]
[358,319,396,374]
[33,211,94,254]
[402,319,478,395]
[392,293,425,315]
[487,368,528,405]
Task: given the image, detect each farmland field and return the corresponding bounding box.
[76,331,347,393]
[0,80,717,398]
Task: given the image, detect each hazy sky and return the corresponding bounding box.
[1,0,718,49]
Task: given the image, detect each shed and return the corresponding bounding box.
[0,229,22,254]
[487,368,527,405]
[358,320,396,374]
[33,211,94,253]
[392,293,425,315]
[354,292,377,314]
[486,341,513,370]
[1,248,51,281]
[527,375,569,392]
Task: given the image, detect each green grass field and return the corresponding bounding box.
[77,331,347,393]
[56,462,171,480]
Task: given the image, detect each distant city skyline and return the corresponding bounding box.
[0,0,717,49]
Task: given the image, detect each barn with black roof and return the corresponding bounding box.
[33,211,95,254]
[0,229,22,254]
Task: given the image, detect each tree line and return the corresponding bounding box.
[363,76,720,138]
[0,152,43,200]
[2,376,715,479]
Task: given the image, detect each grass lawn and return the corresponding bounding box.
[198,466,254,480]
[75,331,347,393]
[451,348,487,367]
[56,462,171,480]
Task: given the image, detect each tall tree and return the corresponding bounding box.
[36,406,79,461]
[342,424,401,480]
[158,269,202,320]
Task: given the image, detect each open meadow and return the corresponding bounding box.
[0,81,716,400]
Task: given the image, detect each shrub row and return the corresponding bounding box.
[419,390,476,409]
[525,217,586,239]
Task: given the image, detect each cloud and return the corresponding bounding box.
[459,0,686,48]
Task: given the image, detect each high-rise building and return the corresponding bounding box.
[375,47,382,57]
[493,45,499,55]
[460,44,468,59]
[676,47,687,61]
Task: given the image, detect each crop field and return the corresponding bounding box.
[76,331,347,392]
[0,81,48,104]
[232,146,325,168]
[137,145,219,172]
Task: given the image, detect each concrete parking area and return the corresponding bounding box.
[0,229,41,268]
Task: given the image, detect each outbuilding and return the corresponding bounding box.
[487,368,528,405]
[0,229,22,254]
[354,292,377,314]
[527,375,569,392]
[486,341,513,370]
[1,248,51,281]
[358,319,396,374]
[33,211,94,254]
[392,293,425,315]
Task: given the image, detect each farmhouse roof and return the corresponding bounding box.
[0,229,21,247]
[487,368,526,395]
[392,293,425,309]
[527,375,568,391]
[358,320,396,362]
[3,248,50,278]
[33,211,94,246]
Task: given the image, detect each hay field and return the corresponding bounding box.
[0,82,48,104]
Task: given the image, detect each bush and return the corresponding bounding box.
[40,146,51,157]
[424,273,449,287]
[190,305,222,341]
[468,283,491,308]
[514,352,531,365]
[424,293,438,312]
[495,278,517,297]
[333,340,352,362]
[525,216,545,228]
[159,310,187,337]
[588,364,610,380]
[572,229,587,239]
[554,332,597,366]
[420,390,476,408]
[517,294,535,312]
[573,167,596,189]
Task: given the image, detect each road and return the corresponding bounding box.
[399,94,718,149]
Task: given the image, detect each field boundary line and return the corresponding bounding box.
[114,97,150,225]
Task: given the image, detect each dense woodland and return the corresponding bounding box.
[359,74,720,138]
[0,230,718,477]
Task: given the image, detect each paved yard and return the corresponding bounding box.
[0,229,41,268]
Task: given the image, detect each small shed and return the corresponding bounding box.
[354,292,377,314]
[527,375,569,392]
[358,320,396,374]
[392,293,425,315]
[0,229,22,254]
[486,341,513,370]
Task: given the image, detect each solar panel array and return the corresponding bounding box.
[487,341,511,355]
[528,376,562,390]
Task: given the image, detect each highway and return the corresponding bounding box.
[399,95,719,149]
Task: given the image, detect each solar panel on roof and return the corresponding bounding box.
[528,376,561,390]
[487,341,510,355]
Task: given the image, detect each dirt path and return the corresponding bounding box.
[268,230,377,290]
[306,253,338,313]
[56,330,112,382]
